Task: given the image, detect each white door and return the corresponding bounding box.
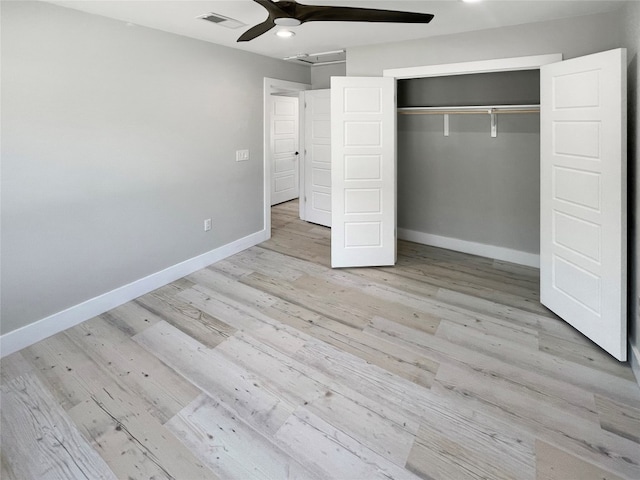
[270,95,299,206]
[302,89,332,227]
[331,77,396,268]
[540,48,627,360]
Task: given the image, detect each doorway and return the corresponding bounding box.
[270,94,300,206]
[263,78,311,238]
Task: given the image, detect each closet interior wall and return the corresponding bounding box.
[397,70,542,260]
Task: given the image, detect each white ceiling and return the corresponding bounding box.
[46,0,626,60]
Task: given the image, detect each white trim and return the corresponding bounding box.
[298,90,307,221]
[630,342,640,388]
[397,228,540,268]
[385,55,557,270]
[263,77,310,236]
[0,229,268,358]
[383,53,563,79]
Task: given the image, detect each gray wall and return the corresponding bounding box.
[0,1,310,335]
[398,112,541,254]
[347,11,624,76]
[311,62,346,89]
[397,71,541,253]
[622,1,640,366]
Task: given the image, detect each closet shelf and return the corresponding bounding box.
[397,104,539,138]
[397,104,540,115]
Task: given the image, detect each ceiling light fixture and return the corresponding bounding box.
[274,17,302,27]
[462,0,483,3]
[276,29,295,38]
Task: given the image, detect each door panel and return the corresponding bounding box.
[302,90,332,226]
[540,48,627,360]
[331,77,396,268]
[271,96,299,205]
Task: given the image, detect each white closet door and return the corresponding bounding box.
[270,95,299,206]
[303,89,332,227]
[540,48,627,360]
[331,77,396,268]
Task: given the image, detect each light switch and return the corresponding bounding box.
[236,149,250,162]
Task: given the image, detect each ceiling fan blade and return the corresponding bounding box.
[237,19,276,42]
[253,0,290,18]
[296,5,434,24]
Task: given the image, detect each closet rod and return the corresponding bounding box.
[397,104,540,115]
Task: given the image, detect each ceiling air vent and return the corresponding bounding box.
[197,12,246,29]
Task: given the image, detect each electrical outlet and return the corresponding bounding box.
[236,149,250,162]
[204,218,212,231]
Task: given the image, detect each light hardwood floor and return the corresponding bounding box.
[2,199,639,480]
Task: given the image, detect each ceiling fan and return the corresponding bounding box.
[238,0,434,42]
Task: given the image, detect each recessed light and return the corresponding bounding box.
[276,30,295,38]
[462,0,483,3]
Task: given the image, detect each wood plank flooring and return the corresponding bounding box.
[2,199,639,480]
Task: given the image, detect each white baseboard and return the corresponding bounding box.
[0,229,269,358]
[397,228,540,268]
[630,342,640,388]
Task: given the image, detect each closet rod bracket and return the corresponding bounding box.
[490,108,497,138]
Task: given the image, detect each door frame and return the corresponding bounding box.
[263,78,311,237]
[381,53,562,268]
[383,54,562,79]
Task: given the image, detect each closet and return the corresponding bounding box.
[395,70,542,268]
[331,50,627,360]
